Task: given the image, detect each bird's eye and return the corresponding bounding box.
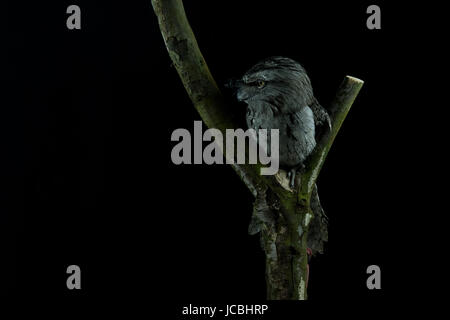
[257,80,266,88]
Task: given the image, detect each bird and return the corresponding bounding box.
[227,56,329,256]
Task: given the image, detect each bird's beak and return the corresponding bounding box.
[225,79,248,102]
[236,86,250,102]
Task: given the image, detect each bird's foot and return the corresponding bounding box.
[287,168,296,189]
[287,164,305,189]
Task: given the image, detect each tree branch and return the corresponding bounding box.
[151,0,263,194]
[299,76,364,203]
[151,0,229,130]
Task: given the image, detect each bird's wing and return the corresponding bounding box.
[286,107,317,164]
[310,98,332,132]
[289,107,316,144]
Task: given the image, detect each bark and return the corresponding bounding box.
[151,0,364,300]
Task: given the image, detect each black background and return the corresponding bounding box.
[3,0,429,313]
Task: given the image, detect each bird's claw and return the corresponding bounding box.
[289,169,296,188]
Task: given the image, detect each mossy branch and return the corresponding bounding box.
[299,76,364,204]
[151,0,263,195]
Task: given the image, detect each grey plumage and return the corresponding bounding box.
[231,56,329,255]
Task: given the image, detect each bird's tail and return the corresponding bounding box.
[248,186,275,235]
[307,183,328,255]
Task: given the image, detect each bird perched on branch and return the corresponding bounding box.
[227,56,329,256]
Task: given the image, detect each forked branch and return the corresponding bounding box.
[151,0,364,300]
